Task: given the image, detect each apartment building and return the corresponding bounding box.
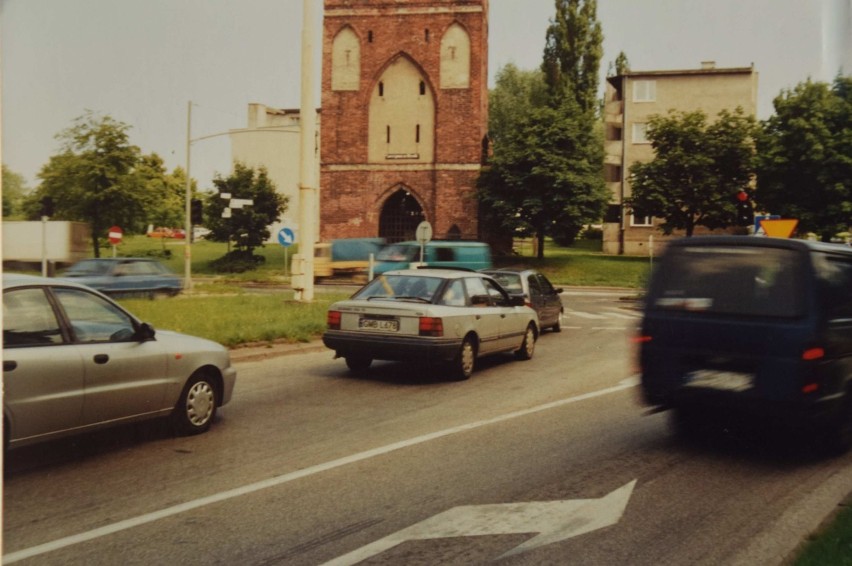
[229,103,320,241]
[602,62,758,255]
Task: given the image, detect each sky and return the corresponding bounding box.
[2,0,850,193]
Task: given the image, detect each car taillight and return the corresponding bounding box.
[419,317,443,337]
[327,310,341,330]
[802,347,825,361]
[630,334,652,374]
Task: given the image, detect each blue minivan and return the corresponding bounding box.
[373,241,492,275]
[638,236,852,452]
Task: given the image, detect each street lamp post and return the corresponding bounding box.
[184,101,193,292]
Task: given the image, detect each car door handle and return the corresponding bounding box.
[475,315,481,320]
[4,361,17,372]
[94,354,110,365]
[501,314,507,318]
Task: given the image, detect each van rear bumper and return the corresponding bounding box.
[642,380,846,427]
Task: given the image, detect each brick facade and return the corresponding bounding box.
[321,0,489,242]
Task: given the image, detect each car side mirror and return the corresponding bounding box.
[136,322,156,341]
[555,288,564,294]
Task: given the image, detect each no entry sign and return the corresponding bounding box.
[108,226,123,245]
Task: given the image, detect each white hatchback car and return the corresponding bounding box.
[2,274,236,450]
[323,269,539,380]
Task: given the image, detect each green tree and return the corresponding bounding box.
[205,162,287,258]
[542,0,603,113]
[2,165,29,217]
[478,94,607,258]
[755,76,852,241]
[627,108,757,237]
[29,112,148,257]
[607,50,629,77]
[479,1,607,258]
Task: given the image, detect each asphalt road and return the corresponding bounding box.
[3,290,852,565]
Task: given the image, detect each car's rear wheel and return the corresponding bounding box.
[515,324,537,360]
[451,336,476,381]
[173,372,218,435]
[552,310,563,333]
[345,356,372,372]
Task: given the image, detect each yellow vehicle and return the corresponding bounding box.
[314,238,385,281]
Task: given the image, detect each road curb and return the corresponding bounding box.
[230,340,327,363]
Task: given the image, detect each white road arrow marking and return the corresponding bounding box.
[323,480,637,565]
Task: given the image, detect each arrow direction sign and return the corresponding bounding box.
[323,480,636,565]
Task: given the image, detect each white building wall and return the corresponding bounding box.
[230,103,321,242]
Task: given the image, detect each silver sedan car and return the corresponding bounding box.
[323,268,539,380]
[2,274,236,450]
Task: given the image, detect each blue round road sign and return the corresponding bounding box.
[277,227,295,247]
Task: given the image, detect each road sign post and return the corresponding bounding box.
[415,221,433,266]
[278,227,295,276]
[108,225,122,258]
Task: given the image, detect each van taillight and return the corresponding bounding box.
[802,347,825,361]
[419,317,443,337]
[327,311,342,330]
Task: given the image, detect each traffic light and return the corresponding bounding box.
[735,191,753,226]
[190,198,203,224]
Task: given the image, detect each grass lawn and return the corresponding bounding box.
[793,503,852,565]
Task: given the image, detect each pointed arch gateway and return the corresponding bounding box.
[379,188,425,243]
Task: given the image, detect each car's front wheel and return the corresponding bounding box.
[451,336,476,381]
[173,372,218,435]
[515,324,537,360]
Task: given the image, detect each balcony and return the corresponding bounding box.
[604,100,623,124]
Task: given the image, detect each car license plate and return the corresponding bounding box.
[359,317,399,332]
[684,369,754,392]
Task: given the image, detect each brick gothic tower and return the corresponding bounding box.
[321,0,489,243]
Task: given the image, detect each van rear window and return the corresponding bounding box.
[651,246,805,318]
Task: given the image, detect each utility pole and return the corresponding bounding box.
[294,0,317,302]
[184,100,193,292]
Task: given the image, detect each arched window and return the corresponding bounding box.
[368,56,435,163]
[440,23,470,89]
[332,27,360,91]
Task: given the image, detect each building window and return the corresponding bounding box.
[630,207,653,226]
[368,30,373,43]
[425,29,430,42]
[378,82,384,97]
[632,123,650,144]
[386,126,391,144]
[633,80,656,102]
[419,81,426,95]
[416,124,420,143]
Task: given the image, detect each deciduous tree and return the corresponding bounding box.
[205,162,287,259]
[627,108,757,237]
[755,76,852,241]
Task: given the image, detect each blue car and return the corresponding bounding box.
[61,258,182,298]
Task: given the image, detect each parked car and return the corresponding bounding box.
[323,268,539,380]
[373,241,492,274]
[2,274,237,450]
[638,236,852,453]
[481,268,564,332]
[147,227,185,239]
[61,258,182,298]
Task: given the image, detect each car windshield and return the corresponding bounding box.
[354,274,443,302]
[650,246,805,318]
[376,244,418,262]
[64,260,111,276]
[489,272,523,293]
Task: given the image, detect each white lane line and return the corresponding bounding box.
[3,380,638,564]
[567,311,606,319]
